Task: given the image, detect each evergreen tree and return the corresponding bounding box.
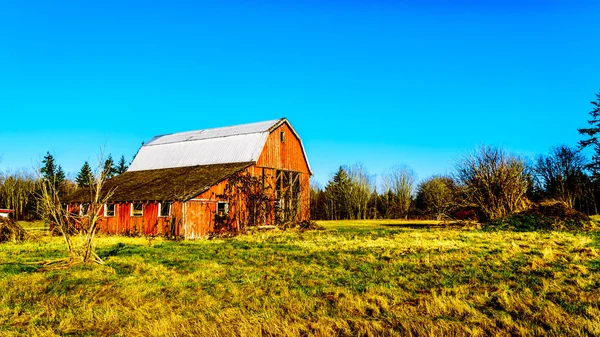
[324,167,351,220]
[115,155,129,175]
[40,151,65,193]
[76,161,94,187]
[40,152,56,181]
[103,154,117,179]
[55,165,66,186]
[578,90,600,176]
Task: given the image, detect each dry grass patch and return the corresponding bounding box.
[0,220,599,336]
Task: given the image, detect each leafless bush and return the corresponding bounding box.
[37,156,113,265]
[455,146,530,221]
[0,218,27,243]
[417,175,456,220]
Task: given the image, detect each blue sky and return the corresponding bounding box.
[1,0,599,186]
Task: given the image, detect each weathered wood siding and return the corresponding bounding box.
[96,202,182,236]
[83,121,311,239]
[256,122,311,221]
[256,122,310,173]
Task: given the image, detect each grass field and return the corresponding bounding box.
[1,221,599,336]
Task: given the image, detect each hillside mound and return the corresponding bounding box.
[0,218,27,243]
[486,201,597,231]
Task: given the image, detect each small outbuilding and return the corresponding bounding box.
[66,118,311,239]
[0,209,15,219]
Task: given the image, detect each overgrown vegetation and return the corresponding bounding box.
[0,218,26,243]
[1,220,599,336]
[37,155,113,266]
[487,201,598,231]
[217,171,275,233]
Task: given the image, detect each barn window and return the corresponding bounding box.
[131,203,143,217]
[79,203,90,216]
[280,131,285,142]
[158,202,171,217]
[68,204,79,217]
[217,202,229,217]
[104,203,115,217]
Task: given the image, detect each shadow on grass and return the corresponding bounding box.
[0,263,39,275]
[97,242,130,259]
[382,223,454,229]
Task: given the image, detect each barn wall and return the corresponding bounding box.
[96,202,182,236]
[256,122,311,222]
[183,182,226,238]
[256,122,310,174]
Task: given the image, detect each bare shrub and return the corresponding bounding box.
[37,156,113,265]
[0,218,27,243]
[417,175,456,220]
[534,145,588,209]
[455,146,530,221]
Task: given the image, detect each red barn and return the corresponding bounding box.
[67,118,311,239]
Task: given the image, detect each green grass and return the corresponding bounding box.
[16,220,46,231]
[1,220,599,336]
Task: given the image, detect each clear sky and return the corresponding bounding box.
[1,0,599,186]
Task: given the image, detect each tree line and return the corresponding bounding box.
[0,153,129,220]
[311,90,600,222]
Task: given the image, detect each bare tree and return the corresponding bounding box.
[455,146,530,221]
[417,175,456,220]
[381,165,416,219]
[346,163,375,220]
[38,155,113,265]
[534,145,588,209]
[0,169,40,220]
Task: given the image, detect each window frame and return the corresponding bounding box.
[104,203,116,217]
[216,201,229,217]
[131,203,144,217]
[158,202,171,217]
[79,203,90,216]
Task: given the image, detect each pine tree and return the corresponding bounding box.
[55,165,66,186]
[40,152,56,181]
[103,154,117,179]
[76,161,94,187]
[578,90,600,176]
[115,155,129,175]
[324,167,351,220]
[40,151,65,193]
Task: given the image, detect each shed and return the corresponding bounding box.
[0,209,15,219]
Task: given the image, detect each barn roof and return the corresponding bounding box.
[128,118,312,174]
[65,162,253,203]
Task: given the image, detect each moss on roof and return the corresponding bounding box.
[66,162,252,203]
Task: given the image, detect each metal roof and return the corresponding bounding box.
[128,118,312,174]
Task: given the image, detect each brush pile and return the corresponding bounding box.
[0,217,27,243]
[487,200,597,231]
